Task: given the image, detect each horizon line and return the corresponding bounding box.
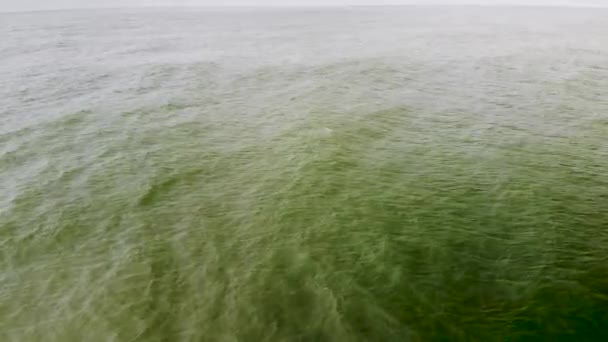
[2,3,608,14]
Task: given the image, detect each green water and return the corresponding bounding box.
[4,106,608,341]
[2,7,608,341]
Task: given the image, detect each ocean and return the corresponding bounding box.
[1,6,608,341]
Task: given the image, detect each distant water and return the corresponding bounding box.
[1,6,608,341]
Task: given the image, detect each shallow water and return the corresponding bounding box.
[1,6,608,341]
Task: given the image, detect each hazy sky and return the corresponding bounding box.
[1,0,607,12]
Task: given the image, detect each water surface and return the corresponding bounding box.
[1,6,608,341]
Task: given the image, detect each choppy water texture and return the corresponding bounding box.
[1,6,608,341]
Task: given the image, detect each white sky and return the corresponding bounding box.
[1,0,607,12]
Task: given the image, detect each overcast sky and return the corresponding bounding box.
[1,0,607,12]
